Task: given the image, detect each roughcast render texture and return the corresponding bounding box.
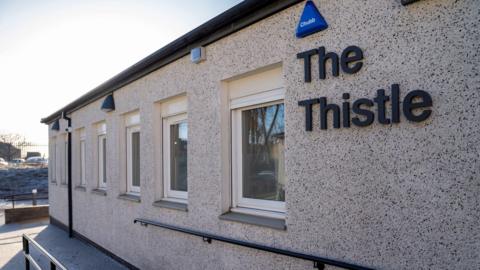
[48,1,479,269]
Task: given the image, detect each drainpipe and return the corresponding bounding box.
[62,112,73,238]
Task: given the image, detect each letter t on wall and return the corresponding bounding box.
[298,98,320,131]
[297,49,318,82]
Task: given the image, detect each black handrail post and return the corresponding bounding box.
[22,236,30,270]
[32,191,37,206]
[12,195,15,209]
[50,261,57,270]
[315,261,325,270]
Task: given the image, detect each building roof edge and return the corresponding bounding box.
[41,0,303,124]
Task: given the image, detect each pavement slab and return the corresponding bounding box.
[0,219,127,270]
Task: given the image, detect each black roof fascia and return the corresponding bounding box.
[41,0,304,124]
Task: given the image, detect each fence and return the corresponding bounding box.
[0,191,49,208]
[0,141,48,161]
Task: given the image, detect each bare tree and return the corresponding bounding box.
[0,133,28,161]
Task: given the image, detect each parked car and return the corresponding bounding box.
[25,156,48,167]
[10,158,25,164]
[0,158,8,166]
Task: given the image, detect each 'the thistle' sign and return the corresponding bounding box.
[297,46,433,131]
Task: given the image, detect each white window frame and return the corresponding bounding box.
[55,142,59,182]
[63,139,68,184]
[50,138,56,182]
[98,134,106,189]
[126,125,141,194]
[79,130,86,186]
[163,113,188,202]
[230,88,286,218]
[80,140,86,186]
[97,122,107,189]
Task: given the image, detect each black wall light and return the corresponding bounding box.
[401,0,421,5]
[101,94,115,112]
[51,119,60,131]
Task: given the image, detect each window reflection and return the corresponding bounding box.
[242,103,285,202]
[170,122,188,192]
[102,137,107,185]
[131,132,140,187]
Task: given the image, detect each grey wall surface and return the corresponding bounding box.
[48,0,480,269]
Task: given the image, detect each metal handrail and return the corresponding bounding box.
[1,192,48,198]
[22,234,67,270]
[1,192,48,208]
[134,218,374,270]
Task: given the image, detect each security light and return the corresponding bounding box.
[191,47,206,64]
[101,94,115,112]
[51,119,60,131]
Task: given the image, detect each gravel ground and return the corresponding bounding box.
[0,166,48,208]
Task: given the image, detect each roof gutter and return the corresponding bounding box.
[41,0,303,124]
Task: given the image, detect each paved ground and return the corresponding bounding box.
[0,218,127,270]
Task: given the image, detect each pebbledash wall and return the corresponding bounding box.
[42,0,479,269]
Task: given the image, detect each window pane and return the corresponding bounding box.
[131,132,140,187]
[52,145,56,180]
[64,142,68,183]
[80,140,86,185]
[242,103,285,202]
[102,138,107,184]
[170,122,187,192]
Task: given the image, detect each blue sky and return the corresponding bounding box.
[0,0,242,144]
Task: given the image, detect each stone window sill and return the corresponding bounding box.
[153,200,188,212]
[74,186,86,192]
[219,211,286,230]
[118,193,141,203]
[91,188,107,196]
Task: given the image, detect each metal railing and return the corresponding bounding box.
[1,191,48,208]
[134,218,374,270]
[22,234,67,270]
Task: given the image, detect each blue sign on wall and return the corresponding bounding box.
[296,1,328,38]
